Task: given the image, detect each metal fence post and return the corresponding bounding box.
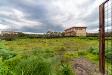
[99,3,105,75]
[99,0,109,75]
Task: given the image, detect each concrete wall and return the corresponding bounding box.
[75,28,86,36]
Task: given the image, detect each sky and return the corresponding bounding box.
[0,0,106,33]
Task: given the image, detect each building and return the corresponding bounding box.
[64,26,87,36]
[0,31,19,36]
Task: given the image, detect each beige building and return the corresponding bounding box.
[64,27,87,36]
[1,31,19,36]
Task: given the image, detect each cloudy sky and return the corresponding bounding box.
[0,0,106,33]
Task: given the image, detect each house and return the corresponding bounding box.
[64,26,87,36]
[0,31,19,36]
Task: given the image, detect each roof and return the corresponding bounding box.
[64,26,87,31]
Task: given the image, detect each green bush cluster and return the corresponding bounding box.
[0,48,16,61]
[105,48,112,61]
[58,64,74,75]
[88,47,112,61]
[88,47,99,55]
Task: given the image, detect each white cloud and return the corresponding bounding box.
[0,24,9,29]
[46,0,97,28]
[0,8,42,30]
[46,0,109,32]
[0,0,110,33]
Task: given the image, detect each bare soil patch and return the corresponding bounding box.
[72,57,101,75]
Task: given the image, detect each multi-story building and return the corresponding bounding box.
[64,26,87,36]
[0,31,19,36]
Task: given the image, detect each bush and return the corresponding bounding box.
[58,64,74,75]
[0,48,16,61]
[89,46,112,61]
[88,47,98,55]
[4,56,22,71]
[105,48,112,61]
[1,34,17,41]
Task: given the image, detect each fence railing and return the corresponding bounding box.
[99,0,112,75]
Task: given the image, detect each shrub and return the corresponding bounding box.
[58,64,74,75]
[4,56,22,71]
[1,34,16,41]
[0,48,16,61]
[89,47,112,61]
[88,47,98,55]
[105,48,112,61]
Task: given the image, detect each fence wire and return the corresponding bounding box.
[104,0,112,75]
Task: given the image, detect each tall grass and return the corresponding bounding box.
[14,56,52,75]
[0,37,100,75]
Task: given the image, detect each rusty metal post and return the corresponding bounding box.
[99,0,109,75]
[99,2,105,75]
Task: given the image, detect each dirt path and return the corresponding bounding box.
[72,57,101,75]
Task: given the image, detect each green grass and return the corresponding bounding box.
[0,37,110,75]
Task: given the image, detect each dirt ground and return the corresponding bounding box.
[72,57,101,75]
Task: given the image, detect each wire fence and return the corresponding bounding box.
[104,0,112,75]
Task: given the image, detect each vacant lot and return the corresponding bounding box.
[0,37,111,75]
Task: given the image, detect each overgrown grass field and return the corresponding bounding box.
[0,37,111,75]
